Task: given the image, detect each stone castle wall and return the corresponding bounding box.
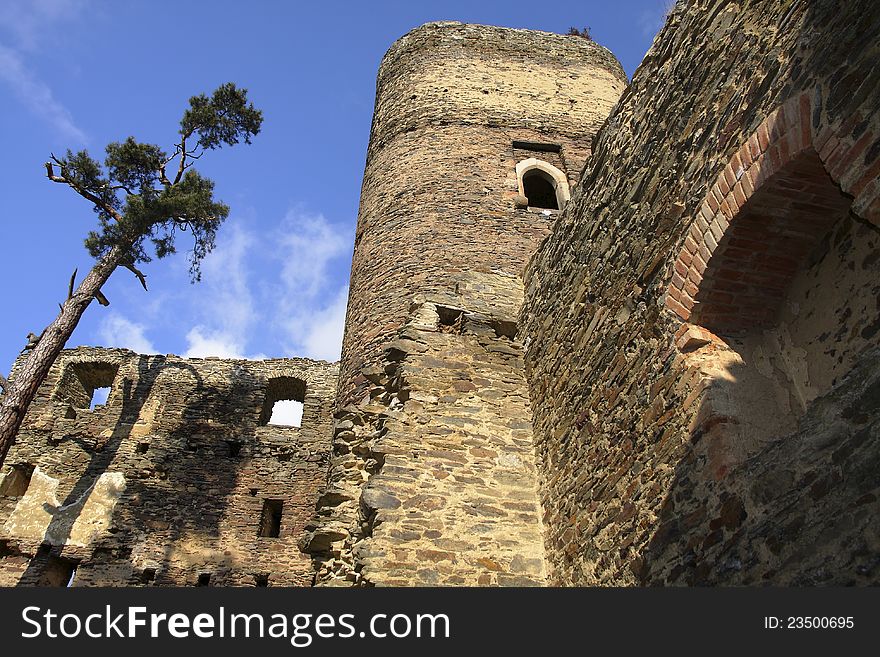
[304,22,626,585]
[521,0,880,585]
[0,347,336,586]
[338,21,627,407]
[3,5,879,588]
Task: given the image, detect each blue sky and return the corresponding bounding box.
[0,0,669,374]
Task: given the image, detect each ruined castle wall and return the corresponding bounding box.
[0,347,337,587]
[339,21,627,407]
[522,0,880,585]
[310,22,626,586]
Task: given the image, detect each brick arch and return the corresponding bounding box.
[666,89,880,331]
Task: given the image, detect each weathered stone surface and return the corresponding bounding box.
[4,5,880,589]
[337,21,627,409]
[0,347,336,587]
[521,0,880,586]
[307,22,625,587]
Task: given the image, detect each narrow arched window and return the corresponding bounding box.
[522,169,558,209]
[515,158,570,211]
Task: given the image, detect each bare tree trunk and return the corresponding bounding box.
[0,245,126,466]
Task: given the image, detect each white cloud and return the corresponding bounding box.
[295,285,349,362]
[180,223,270,359]
[103,209,352,362]
[0,0,88,51]
[275,209,351,361]
[0,44,87,143]
[278,209,350,297]
[0,1,88,142]
[98,314,157,353]
[182,327,245,359]
[196,222,256,338]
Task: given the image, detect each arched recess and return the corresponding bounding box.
[666,89,880,474]
[516,158,571,210]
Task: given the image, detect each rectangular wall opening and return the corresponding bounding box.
[0,463,34,497]
[268,400,303,427]
[196,573,211,586]
[512,140,561,153]
[260,377,306,427]
[55,361,119,411]
[436,305,465,334]
[491,319,518,340]
[89,386,111,409]
[258,499,283,538]
[37,554,78,587]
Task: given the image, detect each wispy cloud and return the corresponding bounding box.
[0,44,87,143]
[98,313,157,354]
[275,208,351,361]
[181,222,263,359]
[183,327,248,359]
[0,0,88,52]
[0,0,88,142]
[293,284,350,362]
[168,209,351,362]
[277,209,350,297]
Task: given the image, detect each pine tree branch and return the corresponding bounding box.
[94,290,110,306]
[45,160,124,223]
[160,144,182,187]
[173,135,190,185]
[67,268,77,300]
[122,262,148,291]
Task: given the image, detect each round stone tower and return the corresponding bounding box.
[338,22,627,407]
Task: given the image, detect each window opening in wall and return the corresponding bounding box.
[260,376,306,427]
[141,568,156,584]
[258,499,283,538]
[37,553,78,587]
[512,140,561,153]
[669,144,864,467]
[491,319,518,340]
[197,573,211,586]
[56,361,119,411]
[522,169,558,209]
[269,400,303,427]
[226,440,242,457]
[436,305,465,334]
[136,442,150,454]
[89,386,110,409]
[0,463,34,497]
[254,573,269,587]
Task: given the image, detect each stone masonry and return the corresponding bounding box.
[0,347,336,586]
[301,22,626,585]
[521,0,880,585]
[2,4,879,587]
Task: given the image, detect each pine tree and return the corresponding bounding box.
[0,83,262,465]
